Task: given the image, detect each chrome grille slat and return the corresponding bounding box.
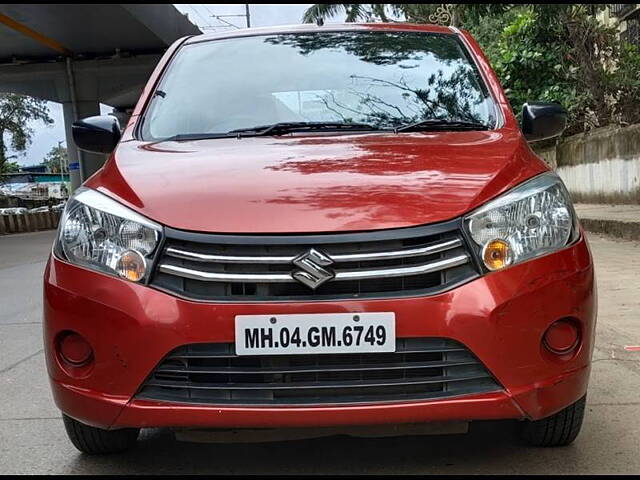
[166,248,295,264]
[164,238,462,264]
[332,238,462,261]
[158,254,469,283]
[335,254,468,281]
[158,265,292,283]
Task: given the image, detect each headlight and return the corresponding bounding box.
[465,172,578,271]
[54,187,162,282]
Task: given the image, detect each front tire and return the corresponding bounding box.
[520,395,586,447]
[63,414,139,454]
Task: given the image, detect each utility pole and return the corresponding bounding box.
[57,140,68,188]
[210,5,251,30]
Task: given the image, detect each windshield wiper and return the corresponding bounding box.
[395,119,490,133]
[157,122,385,143]
[159,132,235,142]
[228,121,384,136]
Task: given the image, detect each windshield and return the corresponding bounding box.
[140,31,498,140]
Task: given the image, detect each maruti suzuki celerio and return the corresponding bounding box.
[44,23,596,454]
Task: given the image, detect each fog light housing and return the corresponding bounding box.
[543,319,579,355]
[59,332,93,366]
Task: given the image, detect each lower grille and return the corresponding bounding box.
[136,338,501,406]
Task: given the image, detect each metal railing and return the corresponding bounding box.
[0,211,61,235]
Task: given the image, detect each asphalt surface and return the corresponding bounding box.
[1,230,639,474]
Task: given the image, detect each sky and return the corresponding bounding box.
[174,4,316,31]
[12,3,341,167]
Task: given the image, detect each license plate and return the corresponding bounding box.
[235,312,396,356]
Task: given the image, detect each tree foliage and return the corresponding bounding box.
[303,4,510,27]
[473,4,640,133]
[42,144,69,174]
[303,3,640,135]
[0,93,53,173]
[263,32,491,126]
[264,31,464,65]
[0,161,20,174]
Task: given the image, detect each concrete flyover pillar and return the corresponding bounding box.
[63,100,106,191]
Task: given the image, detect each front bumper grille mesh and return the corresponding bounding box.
[150,221,479,301]
[136,338,501,406]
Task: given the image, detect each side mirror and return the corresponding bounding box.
[72,115,121,154]
[521,102,567,142]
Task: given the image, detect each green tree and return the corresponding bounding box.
[0,160,20,174]
[42,144,68,174]
[615,43,640,126]
[473,4,634,134]
[0,93,53,173]
[302,4,509,26]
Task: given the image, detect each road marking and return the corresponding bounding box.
[0,321,42,326]
[0,416,61,422]
[0,349,43,375]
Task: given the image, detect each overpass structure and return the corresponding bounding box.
[0,4,201,189]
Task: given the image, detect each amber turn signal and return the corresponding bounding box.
[482,239,512,271]
[116,250,146,282]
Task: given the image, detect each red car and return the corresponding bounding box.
[44,23,596,454]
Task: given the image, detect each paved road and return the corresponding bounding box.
[1,230,639,474]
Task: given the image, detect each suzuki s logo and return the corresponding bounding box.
[292,248,335,289]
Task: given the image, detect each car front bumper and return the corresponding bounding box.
[44,234,596,430]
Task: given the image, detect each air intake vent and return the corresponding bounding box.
[136,338,501,406]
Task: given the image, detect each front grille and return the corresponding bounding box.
[136,338,501,406]
[150,220,479,301]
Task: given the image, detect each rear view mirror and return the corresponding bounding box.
[521,102,567,142]
[72,115,121,154]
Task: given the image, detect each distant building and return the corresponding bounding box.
[19,164,48,174]
[0,172,68,206]
[1,172,67,184]
[603,4,640,44]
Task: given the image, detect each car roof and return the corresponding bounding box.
[184,22,457,45]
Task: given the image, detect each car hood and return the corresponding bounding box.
[87,130,547,233]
